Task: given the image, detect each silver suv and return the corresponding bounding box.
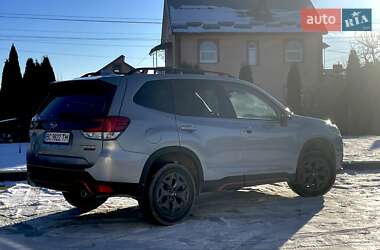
[27,68,343,225]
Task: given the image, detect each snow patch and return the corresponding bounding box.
[0,171,380,249]
[0,143,28,172]
[169,5,301,33]
[343,136,380,163]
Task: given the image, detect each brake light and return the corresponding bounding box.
[82,116,130,140]
[96,184,113,194]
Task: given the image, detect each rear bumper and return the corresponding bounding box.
[27,164,141,198]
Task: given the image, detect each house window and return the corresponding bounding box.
[248,42,258,66]
[285,40,303,63]
[199,41,218,64]
[113,65,121,73]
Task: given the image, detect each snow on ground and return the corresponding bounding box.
[0,137,379,249]
[0,143,28,172]
[0,170,379,249]
[344,136,380,163]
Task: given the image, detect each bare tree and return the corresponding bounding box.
[355,32,380,64]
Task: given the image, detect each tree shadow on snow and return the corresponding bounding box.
[0,186,324,249]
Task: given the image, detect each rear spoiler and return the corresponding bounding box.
[0,118,17,124]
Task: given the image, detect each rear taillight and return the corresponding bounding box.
[81,116,130,140]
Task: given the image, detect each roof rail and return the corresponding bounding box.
[127,67,235,78]
[81,70,130,78]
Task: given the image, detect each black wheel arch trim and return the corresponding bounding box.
[298,137,336,166]
[139,146,204,193]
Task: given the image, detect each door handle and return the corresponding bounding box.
[180,124,197,132]
[242,127,254,135]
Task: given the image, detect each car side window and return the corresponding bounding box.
[173,80,224,118]
[134,80,174,113]
[223,83,278,120]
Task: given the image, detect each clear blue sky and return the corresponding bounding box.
[0,0,378,80]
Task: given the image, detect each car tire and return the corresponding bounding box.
[140,163,196,226]
[288,150,336,197]
[62,191,107,213]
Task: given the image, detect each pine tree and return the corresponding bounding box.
[40,57,56,84]
[286,64,302,114]
[33,60,43,113]
[239,64,253,83]
[35,60,41,76]
[0,45,22,118]
[23,58,36,82]
[346,50,361,75]
[7,45,22,117]
[0,60,10,94]
[35,57,55,110]
[0,60,10,118]
[345,49,364,135]
[22,58,37,115]
[8,45,22,83]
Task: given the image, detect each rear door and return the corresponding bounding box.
[173,79,254,182]
[28,78,122,167]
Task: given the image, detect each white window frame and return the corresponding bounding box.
[285,40,303,63]
[199,41,218,64]
[248,41,258,66]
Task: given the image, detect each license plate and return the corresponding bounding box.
[44,132,71,144]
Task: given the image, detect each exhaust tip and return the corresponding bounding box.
[80,189,89,198]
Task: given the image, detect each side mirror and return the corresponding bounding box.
[280,111,289,127]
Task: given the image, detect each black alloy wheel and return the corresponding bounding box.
[288,150,336,197]
[142,163,196,225]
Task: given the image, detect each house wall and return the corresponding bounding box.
[175,33,323,104]
[161,5,173,67]
[99,57,134,74]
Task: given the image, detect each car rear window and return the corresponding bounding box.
[134,80,174,113]
[39,80,116,120]
[173,80,225,118]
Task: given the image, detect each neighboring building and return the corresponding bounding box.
[323,63,345,76]
[153,0,326,103]
[84,55,135,77]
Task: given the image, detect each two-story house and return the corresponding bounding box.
[151,0,325,103]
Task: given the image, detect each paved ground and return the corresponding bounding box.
[344,136,380,163]
[0,169,379,250]
[0,137,379,249]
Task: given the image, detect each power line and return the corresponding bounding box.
[0,12,161,21]
[0,15,162,24]
[135,55,152,67]
[0,35,160,41]
[326,49,349,54]
[5,28,160,36]
[2,12,378,24]
[0,39,155,48]
[0,47,146,59]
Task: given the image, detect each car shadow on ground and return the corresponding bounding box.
[370,140,380,151]
[0,186,324,249]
